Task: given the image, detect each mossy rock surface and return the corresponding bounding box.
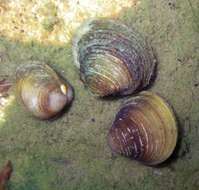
[0,0,199,189]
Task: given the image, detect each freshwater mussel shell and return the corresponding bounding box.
[108,91,177,165]
[16,62,73,119]
[73,19,156,97]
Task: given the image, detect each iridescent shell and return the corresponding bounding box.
[73,19,156,96]
[108,91,177,165]
[16,62,73,119]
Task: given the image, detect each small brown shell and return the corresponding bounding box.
[0,161,12,190]
[108,91,177,165]
[16,62,73,119]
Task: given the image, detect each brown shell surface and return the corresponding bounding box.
[16,62,73,119]
[108,91,177,165]
[73,19,156,97]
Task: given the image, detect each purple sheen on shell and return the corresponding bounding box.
[73,19,156,97]
[108,91,177,165]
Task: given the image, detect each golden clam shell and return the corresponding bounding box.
[16,62,73,119]
[108,91,177,165]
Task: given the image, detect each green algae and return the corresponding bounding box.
[0,0,199,189]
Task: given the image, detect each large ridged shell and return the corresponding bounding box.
[16,62,73,119]
[108,91,177,165]
[73,19,156,97]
